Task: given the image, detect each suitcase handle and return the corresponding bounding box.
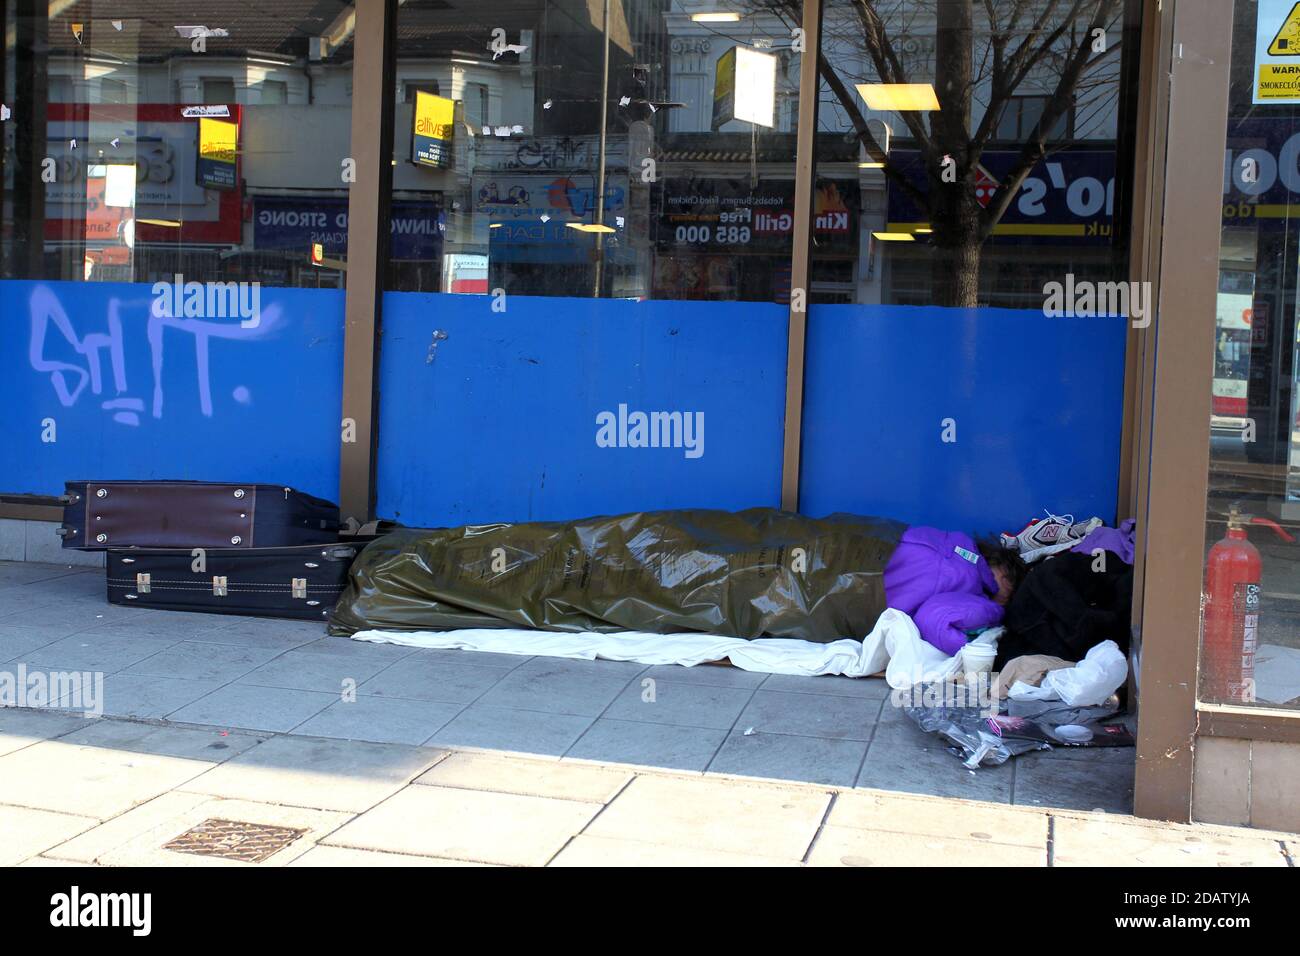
[323,546,357,561]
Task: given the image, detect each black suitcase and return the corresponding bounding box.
[106,544,359,621]
[59,480,339,550]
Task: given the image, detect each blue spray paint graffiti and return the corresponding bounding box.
[2,280,344,498]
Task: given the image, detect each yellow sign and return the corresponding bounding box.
[198,117,237,163]
[1268,2,1300,54]
[196,117,238,189]
[1257,63,1300,100]
[411,90,455,168]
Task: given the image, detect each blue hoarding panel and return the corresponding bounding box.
[1,279,344,499]
[376,293,787,526]
[799,304,1127,535]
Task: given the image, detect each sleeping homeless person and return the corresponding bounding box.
[330,507,1027,661]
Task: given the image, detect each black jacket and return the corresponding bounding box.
[994,552,1133,670]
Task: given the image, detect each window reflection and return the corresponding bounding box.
[1202,1,1300,708]
[813,0,1130,308]
[386,0,803,300]
[0,4,357,289]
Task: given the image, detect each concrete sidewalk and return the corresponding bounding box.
[0,708,1293,867]
[10,557,1282,867]
[1,561,1134,814]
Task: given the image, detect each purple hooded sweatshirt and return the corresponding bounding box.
[883,526,1004,655]
[883,527,999,613]
[913,592,1005,656]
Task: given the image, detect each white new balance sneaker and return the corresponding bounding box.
[1000,512,1103,563]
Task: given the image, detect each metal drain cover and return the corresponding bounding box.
[164,818,308,863]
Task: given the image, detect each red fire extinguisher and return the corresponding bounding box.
[1202,506,1295,703]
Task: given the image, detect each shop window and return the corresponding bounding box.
[1200,1,1300,711]
[404,80,442,103]
[201,77,237,104]
[0,5,356,289]
[811,0,1133,309]
[259,80,289,105]
[995,95,1074,142]
[384,0,802,301]
[100,77,129,104]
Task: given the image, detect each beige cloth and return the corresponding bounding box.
[993,654,1073,699]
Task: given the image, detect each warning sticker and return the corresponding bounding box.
[1268,2,1300,54]
[1256,1,1300,101]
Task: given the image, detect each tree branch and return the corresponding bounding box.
[978,0,1121,237]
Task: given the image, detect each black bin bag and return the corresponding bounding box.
[328,508,905,642]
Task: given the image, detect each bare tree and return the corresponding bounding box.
[763,0,1125,306]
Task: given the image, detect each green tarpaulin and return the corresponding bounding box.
[328,508,904,642]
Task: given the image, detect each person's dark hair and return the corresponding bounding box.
[976,537,1028,596]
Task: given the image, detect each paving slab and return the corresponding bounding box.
[0,804,98,865]
[807,824,1046,866]
[19,856,97,867]
[380,646,532,669]
[637,663,767,689]
[58,720,264,764]
[760,673,892,699]
[830,790,1048,848]
[0,622,91,658]
[289,845,493,866]
[734,689,882,741]
[189,618,323,649]
[585,774,830,860]
[87,612,240,642]
[602,678,752,730]
[474,658,635,716]
[2,604,146,633]
[0,707,95,757]
[290,695,463,746]
[857,714,1015,803]
[167,683,336,733]
[22,631,181,673]
[428,703,594,756]
[124,640,285,682]
[291,636,417,662]
[1013,748,1135,814]
[358,656,510,703]
[564,717,726,771]
[180,734,444,812]
[1052,815,1291,866]
[325,785,601,866]
[550,834,799,867]
[707,731,868,787]
[237,648,393,694]
[417,751,632,802]
[43,791,214,864]
[94,674,225,720]
[92,796,352,867]
[0,738,213,818]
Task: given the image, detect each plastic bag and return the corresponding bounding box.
[905,704,1134,768]
[329,508,904,641]
[903,703,1051,768]
[1008,639,1128,706]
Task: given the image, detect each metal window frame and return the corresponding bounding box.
[782,0,824,512]
[337,0,397,525]
[1130,0,1237,823]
